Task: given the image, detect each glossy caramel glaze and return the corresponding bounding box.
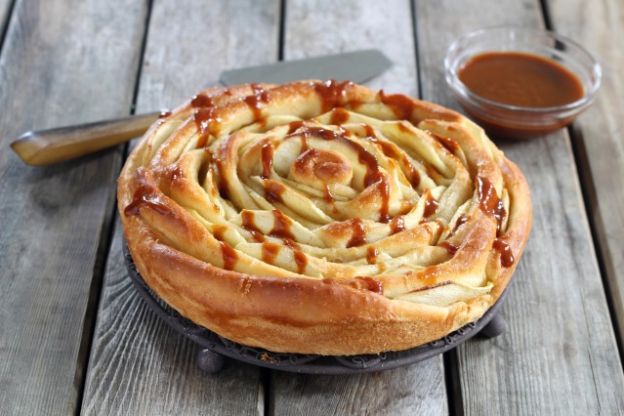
[457,52,584,138]
[459,51,583,108]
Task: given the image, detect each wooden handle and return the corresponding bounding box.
[10,112,160,166]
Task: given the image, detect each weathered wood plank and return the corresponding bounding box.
[283,0,418,95]
[82,223,265,416]
[547,0,624,353]
[0,1,147,414]
[81,1,281,414]
[415,0,624,414]
[270,1,448,414]
[270,367,446,416]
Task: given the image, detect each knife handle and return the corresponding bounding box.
[10,112,160,166]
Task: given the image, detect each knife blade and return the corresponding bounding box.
[220,49,392,85]
[11,50,393,166]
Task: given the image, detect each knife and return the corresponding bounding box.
[11,50,392,166]
[221,49,391,85]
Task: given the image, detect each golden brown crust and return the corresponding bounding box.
[118,80,532,355]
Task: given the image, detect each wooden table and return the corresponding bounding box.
[1,0,623,414]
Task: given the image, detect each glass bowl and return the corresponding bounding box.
[444,26,601,139]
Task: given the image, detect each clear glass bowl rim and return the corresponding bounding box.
[444,26,602,114]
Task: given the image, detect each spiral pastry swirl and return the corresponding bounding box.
[119,80,531,355]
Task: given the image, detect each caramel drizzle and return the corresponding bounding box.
[241,210,265,242]
[433,133,460,154]
[448,214,468,237]
[323,185,334,203]
[423,194,439,218]
[365,135,399,159]
[377,174,390,223]
[476,176,506,235]
[300,135,309,152]
[191,93,220,148]
[283,238,307,274]
[379,90,416,120]
[244,83,270,122]
[366,247,378,264]
[493,238,514,267]
[287,120,305,134]
[476,176,515,267]
[260,141,273,179]
[220,244,237,270]
[261,242,280,264]
[213,224,237,270]
[241,209,307,273]
[389,215,405,234]
[438,241,458,256]
[362,124,375,138]
[269,210,294,240]
[406,163,421,188]
[314,80,355,112]
[330,107,350,125]
[124,184,172,217]
[264,180,285,204]
[346,218,366,248]
[349,276,384,294]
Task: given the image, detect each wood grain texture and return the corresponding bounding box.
[0,0,147,414]
[81,0,281,414]
[82,223,264,416]
[547,0,624,351]
[271,1,448,414]
[135,0,280,109]
[415,0,624,414]
[270,367,446,416]
[284,0,418,96]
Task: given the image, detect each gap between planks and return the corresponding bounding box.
[79,1,283,415]
[73,2,157,415]
[540,0,624,369]
[0,0,16,56]
[413,0,624,414]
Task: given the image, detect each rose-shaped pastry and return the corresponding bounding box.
[118,80,531,355]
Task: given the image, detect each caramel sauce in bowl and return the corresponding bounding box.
[445,27,601,139]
